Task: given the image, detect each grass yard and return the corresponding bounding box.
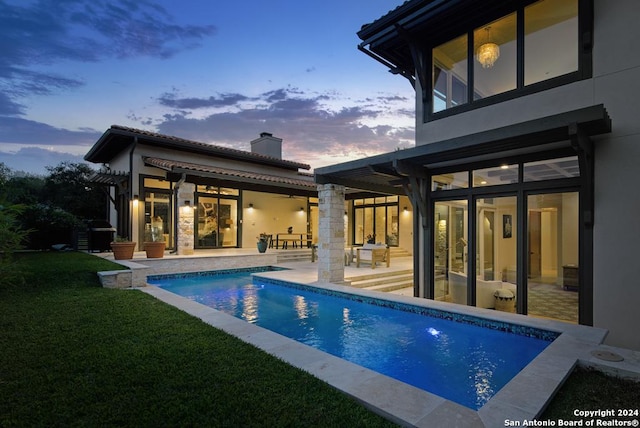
[0,252,396,427]
[1,252,638,427]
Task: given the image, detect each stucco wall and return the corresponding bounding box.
[241,191,310,249]
[413,0,640,349]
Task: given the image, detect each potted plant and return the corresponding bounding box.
[144,224,165,258]
[110,236,136,260]
[257,233,270,253]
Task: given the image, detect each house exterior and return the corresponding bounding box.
[84,127,320,253]
[315,0,639,350]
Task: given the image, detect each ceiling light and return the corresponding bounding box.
[476,27,500,69]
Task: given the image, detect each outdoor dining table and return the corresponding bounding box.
[275,233,313,249]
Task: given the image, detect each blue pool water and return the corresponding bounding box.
[148,269,556,410]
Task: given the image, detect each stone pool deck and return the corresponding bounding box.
[93,250,640,427]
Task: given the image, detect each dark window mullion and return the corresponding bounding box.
[467,30,474,105]
[517,5,525,88]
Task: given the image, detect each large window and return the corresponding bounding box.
[142,177,172,248]
[353,196,399,246]
[431,156,581,323]
[431,0,582,117]
[434,200,468,303]
[527,192,579,323]
[433,34,468,113]
[195,185,239,248]
[525,0,579,86]
[474,13,517,100]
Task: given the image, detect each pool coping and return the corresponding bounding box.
[140,270,611,427]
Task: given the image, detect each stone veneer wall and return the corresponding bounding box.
[317,184,346,284]
[99,253,279,288]
[177,182,195,255]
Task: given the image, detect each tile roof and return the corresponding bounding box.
[143,157,317,190]
[85,125,310,171]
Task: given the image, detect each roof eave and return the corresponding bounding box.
[84,126,311,171]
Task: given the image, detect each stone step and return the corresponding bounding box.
[346,268,413,283]
[389,247,412,257]
[367,280,415,293]
[349,273,414,289]
[276,250,313,263]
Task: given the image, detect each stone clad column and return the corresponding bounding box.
[317,183,346,284]
[177,182,195,255]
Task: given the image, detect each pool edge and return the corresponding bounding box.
[141,272,609,427]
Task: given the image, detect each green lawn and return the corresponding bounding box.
[0,252,395,427]
[1,252,638,427]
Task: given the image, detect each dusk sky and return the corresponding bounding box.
[0,0,415,175]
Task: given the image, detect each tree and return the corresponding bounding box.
[0,198,29,287]
[3,175,45,205]
[43,162,107,220]
[0,162,10,188]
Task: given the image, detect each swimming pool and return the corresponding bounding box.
[148,267,557,410]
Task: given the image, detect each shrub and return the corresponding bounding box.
[0,200,29,287]
[20,204,82,250]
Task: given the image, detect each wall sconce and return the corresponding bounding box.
[299,207,304,212]
[248,203,254,209]
[133,194,139,201]
[180,200,194,215]
[403,206,408,212]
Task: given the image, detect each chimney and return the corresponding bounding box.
[250,132,282,159]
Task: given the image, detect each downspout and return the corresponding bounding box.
[170,173,186,254]
[128,137,137,240]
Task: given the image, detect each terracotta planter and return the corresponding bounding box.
[144,241,166,258]
[110,241,136,260]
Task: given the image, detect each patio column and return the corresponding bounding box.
[177,182,195,255]
[317,183,346,284]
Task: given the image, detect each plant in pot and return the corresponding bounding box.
[111,235,136,260]
[144,224,165,258]
[256,233,270,253]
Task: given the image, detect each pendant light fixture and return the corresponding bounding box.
[476,27,500,69]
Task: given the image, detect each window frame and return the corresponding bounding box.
[425,0,592,122]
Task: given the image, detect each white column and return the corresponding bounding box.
[317,183,346,284]
[177,183,195,255]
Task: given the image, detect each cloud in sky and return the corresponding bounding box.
[153,87,414,168]
[0,0,414,175]
[0,0,216,107]
[0,146,86,176]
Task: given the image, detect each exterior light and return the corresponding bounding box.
[133,194,139,201]
[184,200,191,207]
[249,203,253,209]
[476,27,500,69]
